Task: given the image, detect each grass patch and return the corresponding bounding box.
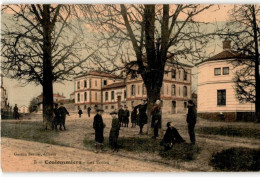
[197,126,260,139]
[210,147,260,171]
[1,121,68,146]
[159,143,201,161]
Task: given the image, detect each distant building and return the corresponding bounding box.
[197,40,255,121]
[19,105,29,114]
[74,60,193,114]
[1,74,9,111]
[36,92,66,111]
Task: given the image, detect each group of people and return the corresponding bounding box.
[92,99,197,153]
[118,105,130,127]
[78,106,91,118]
[52,103,70,131]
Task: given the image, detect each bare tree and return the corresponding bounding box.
[1,4,98,128]
[223,5,260,122]
[81,4,215,133]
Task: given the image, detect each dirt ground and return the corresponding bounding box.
[1,112,260,172]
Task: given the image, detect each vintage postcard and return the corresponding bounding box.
[1,3,260,172]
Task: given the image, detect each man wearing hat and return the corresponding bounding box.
[58,103,70,130]
[186,100,197,145]
[123,105,130,127]
[109,111,120,152]
[135,99,148,134]
[118,105,125,127]
[93,108,105,153]
[151,99,162,139]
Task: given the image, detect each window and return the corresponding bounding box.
[166,85,168,95]
[142,84,147,95]
[184,102,187,108]
[104,80,107,86]
[178,70,181,79]
[124,90,126,99]
[171,84,176,96]
[89,79,92,88]
[183,86,187,97]
[161,85,164,95]
[84,105,86,110]
[217,90,226,106]
[95,80,97,87]
[172,69,176,79]
[223,67,229,75]
[179,87,181,96]
[111,91,114,100]
[105,92,108,101]
[138,85,140,95]
[77,93,80,102]
[131,85,136,96]
[77,81,80,90]
[84,80,87,88]
[184,71,187,81]
[105,106,108,109]
[111,105,114,109]
[214,68,221,76]
[84,92,87,101]
[95,92,97,100]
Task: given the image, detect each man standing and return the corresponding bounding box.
[58,103,70,130]
[13,104,19,120]
[136,99,148,134]
[186,100,197,145]
[87,106,91,117]
[93,108,105,153]
[118,105,124,127]
[109,111,120,152]
[124,106,130,128]
[52,103,60,130]
[151,100,162,139]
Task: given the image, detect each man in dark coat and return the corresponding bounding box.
[118,105,125,127]
[160,122,185,151]
[78,106,83,118]
[186,100,197,145]
[58,103,70,131]
[131,106,138,128]
[87,107,91,117]
[13,104,19,120]
[124,106,130,128]
[151,99,162,139]
[136,99,148,134]
[52,103,60,130]
[109,111,120,152]
[93,108,105,153]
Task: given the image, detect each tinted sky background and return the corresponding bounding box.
[1,3,238,107]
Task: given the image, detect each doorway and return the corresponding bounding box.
[172,101,176,114]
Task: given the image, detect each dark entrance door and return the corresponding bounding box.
[172,101,176,114]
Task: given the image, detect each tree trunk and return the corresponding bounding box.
[42,5,54,129]
[252,5,260,123]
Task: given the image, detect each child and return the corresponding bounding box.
[93,108,105,153]
[109,111,121,152]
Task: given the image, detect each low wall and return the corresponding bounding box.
[198,112,255,122]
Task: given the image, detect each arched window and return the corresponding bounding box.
[77,93,80,102]
[171,84,176,96]
[84,92,87,101]
[183,86,187,97]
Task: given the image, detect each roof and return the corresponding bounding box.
[102,82,126,90]
[37,93,65,98]
[75,71,123,79]
[196,50,248,66]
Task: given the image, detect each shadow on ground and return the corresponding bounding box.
[210,147,260,171]
[197,126,260,139]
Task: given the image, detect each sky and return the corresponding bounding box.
[1,4,234,107]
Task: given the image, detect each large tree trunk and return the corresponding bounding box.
[42,5,54,129]
[252,5,260,123]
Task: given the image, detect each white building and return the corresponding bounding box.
[19,105,29,114]
[197,40,255,121]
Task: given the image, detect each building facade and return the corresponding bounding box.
[197,40,255,121]
[75,62,192,114]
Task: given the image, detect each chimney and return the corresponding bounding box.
[223,39,231,50]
